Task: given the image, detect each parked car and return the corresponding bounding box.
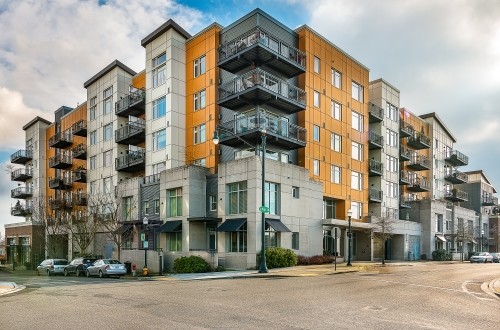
[86,259,127,278]
[64,257,98,276]
[491,253,500,263]
[36,259,68,276]
[469,252,493,263]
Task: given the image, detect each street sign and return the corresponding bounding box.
[259,206,270,213]
[140,233,145,241]
[143,241,149,249]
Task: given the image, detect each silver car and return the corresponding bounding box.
[86,259,127,278]
[470,252,493,263]
[36,259,68,276]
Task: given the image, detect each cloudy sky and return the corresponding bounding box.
[1,0,499,236]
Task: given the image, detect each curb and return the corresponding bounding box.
[0,282,26,297]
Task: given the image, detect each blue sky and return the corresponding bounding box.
[1,0,500,237]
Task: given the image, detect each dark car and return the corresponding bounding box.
[491,253,500,263]
[36,259,68,276]
[64,257,98,276]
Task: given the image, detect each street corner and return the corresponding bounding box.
[0,282,26,297]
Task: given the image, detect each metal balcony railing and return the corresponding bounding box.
[444,189,469,202]
[115,150,146,172]
[11,204,32,216]
[369,188,383,203]
[11,167,32,181]
[407,131,431,150]
[10,149,32,164]
[369,130,383,149]
[369,159,383,176]
[444,149,468,166]
[115,119,146,145]
[115,89,146,117]
[444,170,468,184]
[48,131,73,149]
[49,153,72,169]
[72,143,87,159]
[11,186,32,198]
[369,103,384,123]
[72,120,87,137]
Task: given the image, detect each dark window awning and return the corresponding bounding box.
[217,218,246,232]
[435,234,447,242]
[187,217,222,223]
[266,219,291,232]
[158,220,182,233]
[114,224,133,235]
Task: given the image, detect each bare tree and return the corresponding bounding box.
[64,208,99,257]
[372,210,396,265]
[4,163,15,175]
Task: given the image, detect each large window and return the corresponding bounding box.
[153,96,166,119]
[103,86,113,115]
[264,182,279,215]
[387,102,398,121]
[313,90,320,107]
[152,53,167,88]
[386,181,398,198]
[352,81,363,102]
[194,89,206,111]
[292,232,300,250]
[194,55,206,77]
[386,155,398,173]
[332,69,342,89]
[265,225,279,248]
[313,125,320,142]
[313,56,320,73]
[168,231,182,252]
[331,100,341,120]
[123,196,133,221]
[228,181,247,214]
[90,155,97,170]
[331,165,341,184]
[103,123,113,141]
[313,159,320,176]
[90,130,97,145]
[350,201,362,219]
[351,171,363,190]
[193,124,206,144]
[89,96,97,120]
[323,199,336,219]
[103,150,112,167]
[209,195,217,211]
[386,129,398,147]
[352,111,363,132]
[331,133,341,152]
[229,222,247,252]
[103,177,112,194]
[153,129,166,150]
[168,188,182,217]
[352,142,363,161]
[152,162,165,175]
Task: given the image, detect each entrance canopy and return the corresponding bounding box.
[265,219,291,232]
[217,218,246,232]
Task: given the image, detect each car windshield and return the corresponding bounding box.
[105,260,122,264]
[83,259,96,263]
[54,260,68,265]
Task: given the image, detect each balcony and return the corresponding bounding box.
[73,120,87,137]
[369,159,383,176]
[444,150,468,167]
[11,149,32,164]
[115,89,146,118]
[444,189,468,203]
[399,196,412,209]
[407,176,430,192]
[48,177,72,190]
[369,103,384,123]
[444,170,468,184]
[115,150,146,173]
[49,153,72,169]
[399,170,412,185]
[49,197,73,210]
[72,143,87,160]
[368,130,383,149]
[218,68,306,114]
[48,131,73,149]
[72,168,87,183]
[217,110,306,150]
[11,187,32,199]
[407,131,431,150]
[400,145,411,162]
[115,119,146,145]
[407,154,431,171]
[11,167,32,182]
[369,188,383,203]
[400,122,414,138]
[482,195,498,206]
[11,204,32,217]
[218,28,306,77]
[74,192,88,206]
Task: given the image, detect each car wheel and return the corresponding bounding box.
[75,269,80,277]
[47,270,51,276]
[64,269,68,276]
[99,270,104,278]
[86,270,90,278]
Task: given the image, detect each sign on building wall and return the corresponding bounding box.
[0,245,6,261]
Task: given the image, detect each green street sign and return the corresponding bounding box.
[140,233,145,241]
[259,206,270,213]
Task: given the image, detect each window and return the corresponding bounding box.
[352,142,363,161]
[103,150,112,167]
[350,201,362,219]
[152,53,167,88]
[123,196,133,221]
[229,222,247,252]
[103,87,113,115]
[103,177,112,194]
[313,90,320,107]
[386,182,398,198]
[103,123,112,141]
[102,204,113,220]
[209,195,217,211]
[331,165,341,184]
[228,181,247,214]
[264,182,279,215]
[436,214,444,233]
[313,125,320,142]
[194,55,206,77]
[351,171,363,190]
[142,201,150,215]
[332,69,342,89]
[152,96,166,119]
[168,188,182,217]
[292,186,299,199]
[90,130,97,145]
[89,96,97,120]
[313,159,320,176]
[352,81,363,102]
[90,181,97,195]
[168,231,182,252]
[265,224,279,248]
[352,111,363,132]
[331,100,341,120]
[386,155,398,173]
[193,124,206,144]
[153,199,160,214]
[193,158,206,166]
[153,129,166,150]
[90,155,97,170]
[386,102,398,121]
[386,129,398,147]
[331,133,341,152]
[152,162,165,175]
[194,89,206,111]
[323,199,336,219]
[292,232,300,250]
[313,56,320,73]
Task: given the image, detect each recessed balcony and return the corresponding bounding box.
[407,154,431,171]
[10,149,32,164]
[399,196,412,209]
[11,203,32,217]
[369,159,383,176]
[218,68,306,114]
[11,167,32,182]
[48,177,72,190]
[49,154,72,169]
[72,143,87,160]
[218,28,306,77]
[73,120,87,137]
[482,195,498,206]
[368,130,383,150]
[407,131,431,150]
[444,150,468,167]
[400,145,411,162]
[115,150,146,173]
[72,169,87,183]
[444,189,468,203]
[369,188,383,203]
[406,176,430,192]
[369,103,384,123]
[115,89,146,118]
[217,109,306,150]
[48,131,73,149]
[400,122,414,138]
[11,187,32,199]
[74,192,87,206]
[444,170,468,184]
[115,119,146,145]
[399,170,412,185]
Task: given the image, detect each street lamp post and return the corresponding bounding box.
[481,229,485,253]
[347,209,353,266]
[143,216,148,275]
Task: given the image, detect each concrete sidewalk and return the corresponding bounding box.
[0,282,25,296]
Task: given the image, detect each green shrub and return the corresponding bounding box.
[297,255,334,265]
[420,254,428,260]
[257,247,298,269]
[432,249,451,261]
[173,255,211,273]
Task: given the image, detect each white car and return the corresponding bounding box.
[470,252,493,263]
[86,259,127,278]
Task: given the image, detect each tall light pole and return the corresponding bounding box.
[481,229,485,253]
[213,127,268,273]
[143,216,148,275]
[347,209,353,266]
